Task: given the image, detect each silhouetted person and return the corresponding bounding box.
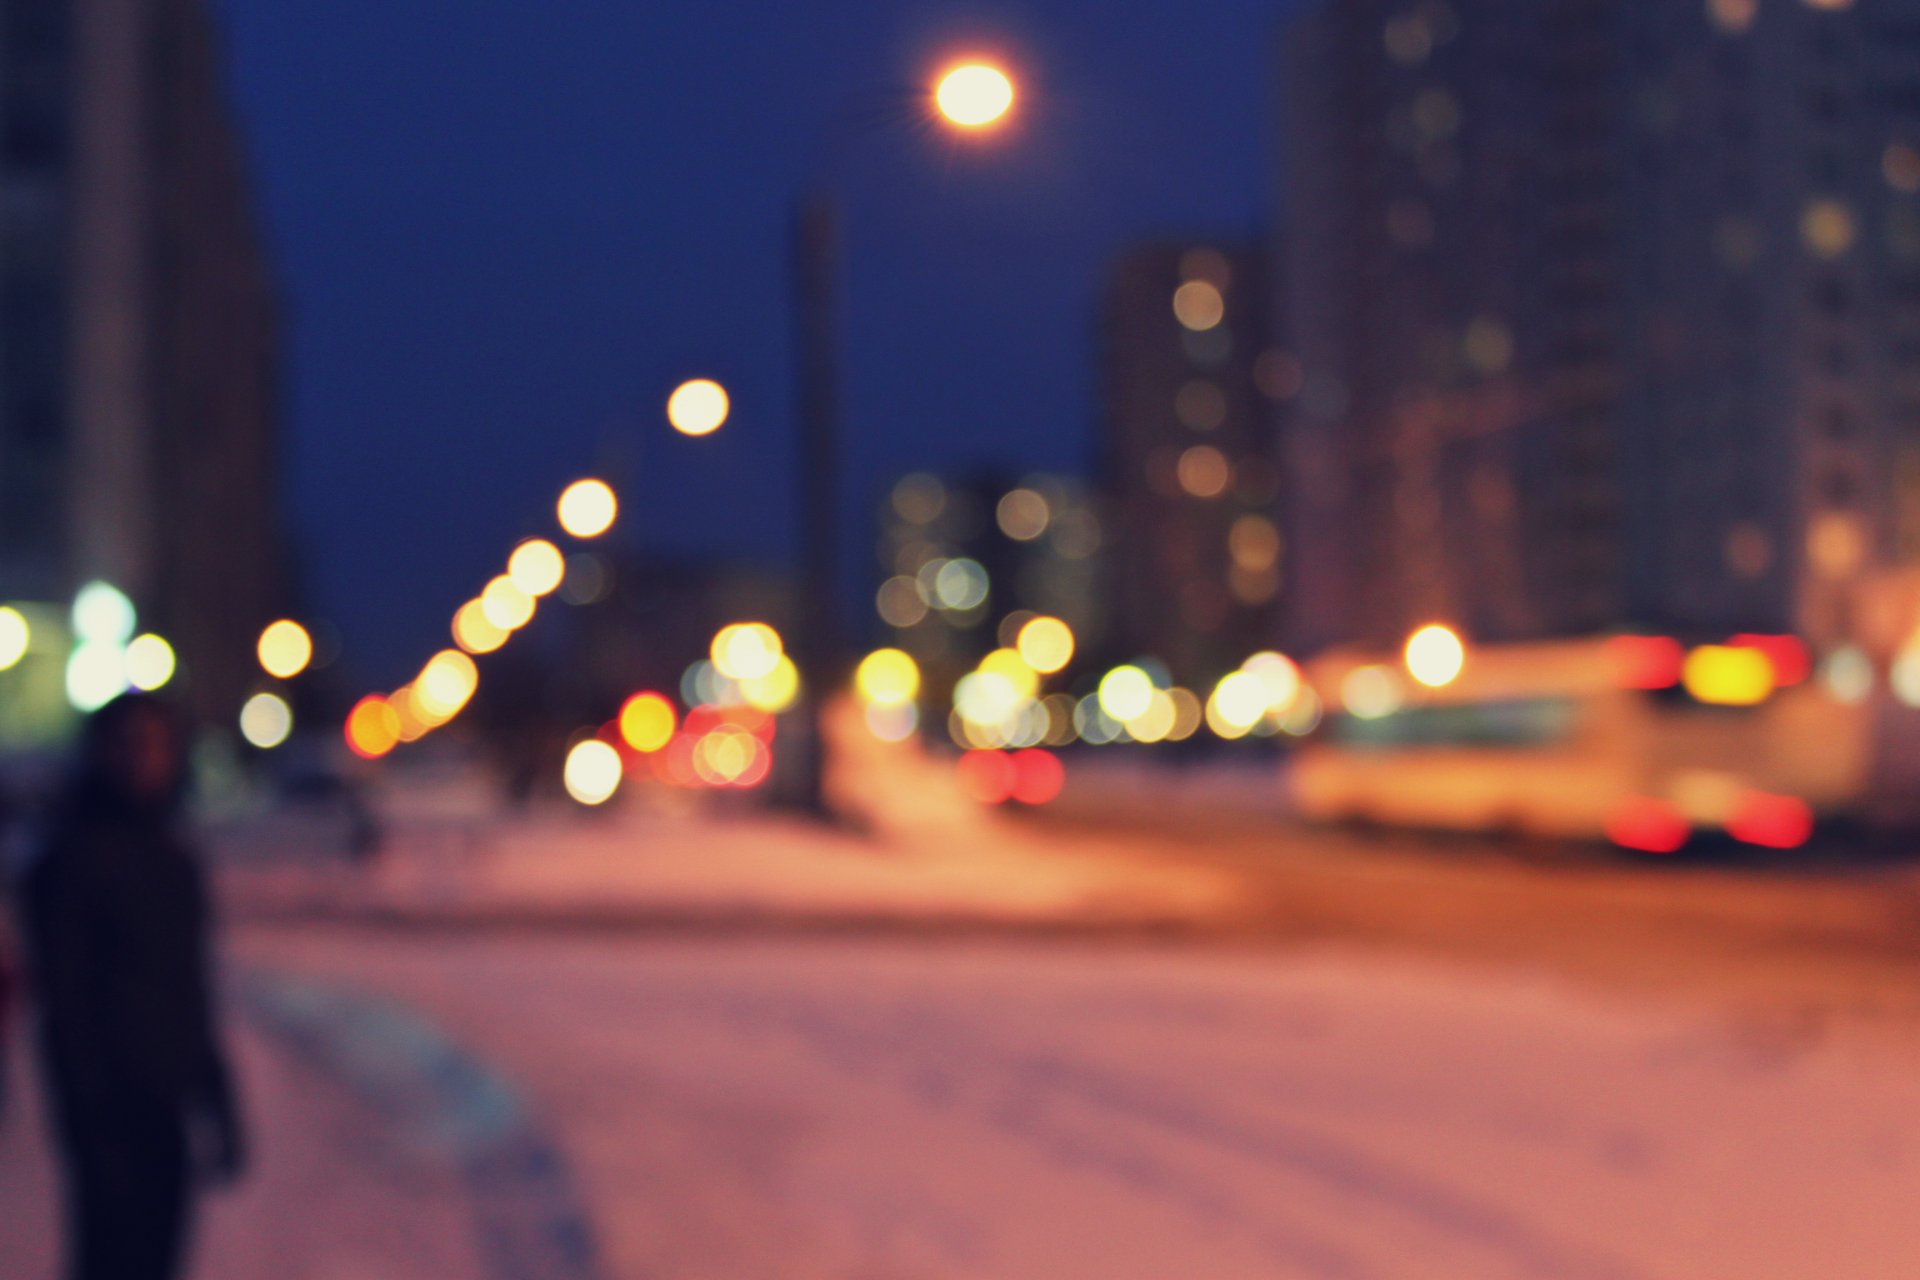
[20,694,245,1280]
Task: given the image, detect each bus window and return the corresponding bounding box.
[1330,698,1580,751]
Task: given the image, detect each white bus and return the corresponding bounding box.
[1291,634,1871,851]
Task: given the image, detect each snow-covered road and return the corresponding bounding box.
[243,932,1920,1280]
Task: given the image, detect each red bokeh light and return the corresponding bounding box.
[1605,797,1689,854]
[1010,749,1065,806]
[1727,792,1814,849]
[1606,636,1685,690]
[1729,634,1811,687]
[956,750,1018,805]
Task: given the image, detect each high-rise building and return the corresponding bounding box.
[1099,241,1289,683]
[1279,0,1920,656]
[0,0,280,732]
[873,470,1105,679]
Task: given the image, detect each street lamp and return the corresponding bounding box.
[788,59,1019,814]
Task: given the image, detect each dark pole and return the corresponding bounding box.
[789,191,842,815]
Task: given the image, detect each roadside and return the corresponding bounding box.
[0,971,597,1280]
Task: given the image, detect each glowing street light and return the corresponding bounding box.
[1405,624,1466,689]
[0,607,28,672]
[557,479,618,539]
[935,63,1016,129]
[258,619,314,680]
[667,379,731,437]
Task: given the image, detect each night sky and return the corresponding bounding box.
[218,1,1300,685]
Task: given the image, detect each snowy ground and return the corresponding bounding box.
[234,931,1920,1280]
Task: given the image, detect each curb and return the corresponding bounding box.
[240,972,607,1280]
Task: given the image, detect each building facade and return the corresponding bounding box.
[1279,0,1920,657]
[0,0,280,732]
[1099,241,1289,683]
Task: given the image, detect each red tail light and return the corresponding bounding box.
[1607,636,1685,690]
[1729,635,1812,687]
[1727,792,1814,849]
[1606,797,1689,853]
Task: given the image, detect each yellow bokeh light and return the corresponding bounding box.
[667,379,731,437]
[620,693,677,753]
[856,649,921,707]
[979,648,1041,703]
[125,634,177,692]
[416,649,479,720]
[564,739,623,806]
[0,606,30,672]
[1682,645,1776,707]
[712,622,783,681]
[1173,281,1225,332]
[1209,671,1269,733]
[257,619,313,680]
[453,599,510,655]
[1126,689,1178,744]
[239,692,293,750]
[557,479,618,539]
[1098,665,1155,723]
[1404,624,1466,688]
[996,488,1051,541]
[481,576,537,632]
[508,539,567,597]
[1242,652,1301,709]
[1017,616,1075,674]
[740,654,801,713]
[934,63,1015,129]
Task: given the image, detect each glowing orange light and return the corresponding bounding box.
[345,695,402,760]
[1606,798,1689,855]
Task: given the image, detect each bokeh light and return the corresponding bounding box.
[239,692,293,750]
[1010,749,1066,806]
[1340,666,1404,720]
[565,740,623,806]
[72,581,136,646]
[934,63,1015,129]
[1016,616,1075,674]
[740,654,801,713]
[66,643,127,713]
[453,599,510,655]
[667,379,731,436]
[508,539,567,597]
[557,479,618,539]
[1098,666,1155,723]
[346,695,402,760]
[856,649,921,707]
[124,634,177,692]
[996,488,1051,541]
[956,750,1018,804]
[1404,624,1466,688]
[712,623,784,682]
[416,649,480,720]
[620,693,678,752]
[257,619,314,680]
[1682,645,1774,707]
[481,576,536,632]
[1173,281,1225,332]
[0,607,29,672]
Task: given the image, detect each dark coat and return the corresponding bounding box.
[20,791,236,1140]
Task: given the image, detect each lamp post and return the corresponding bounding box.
[786,62,1016,814]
